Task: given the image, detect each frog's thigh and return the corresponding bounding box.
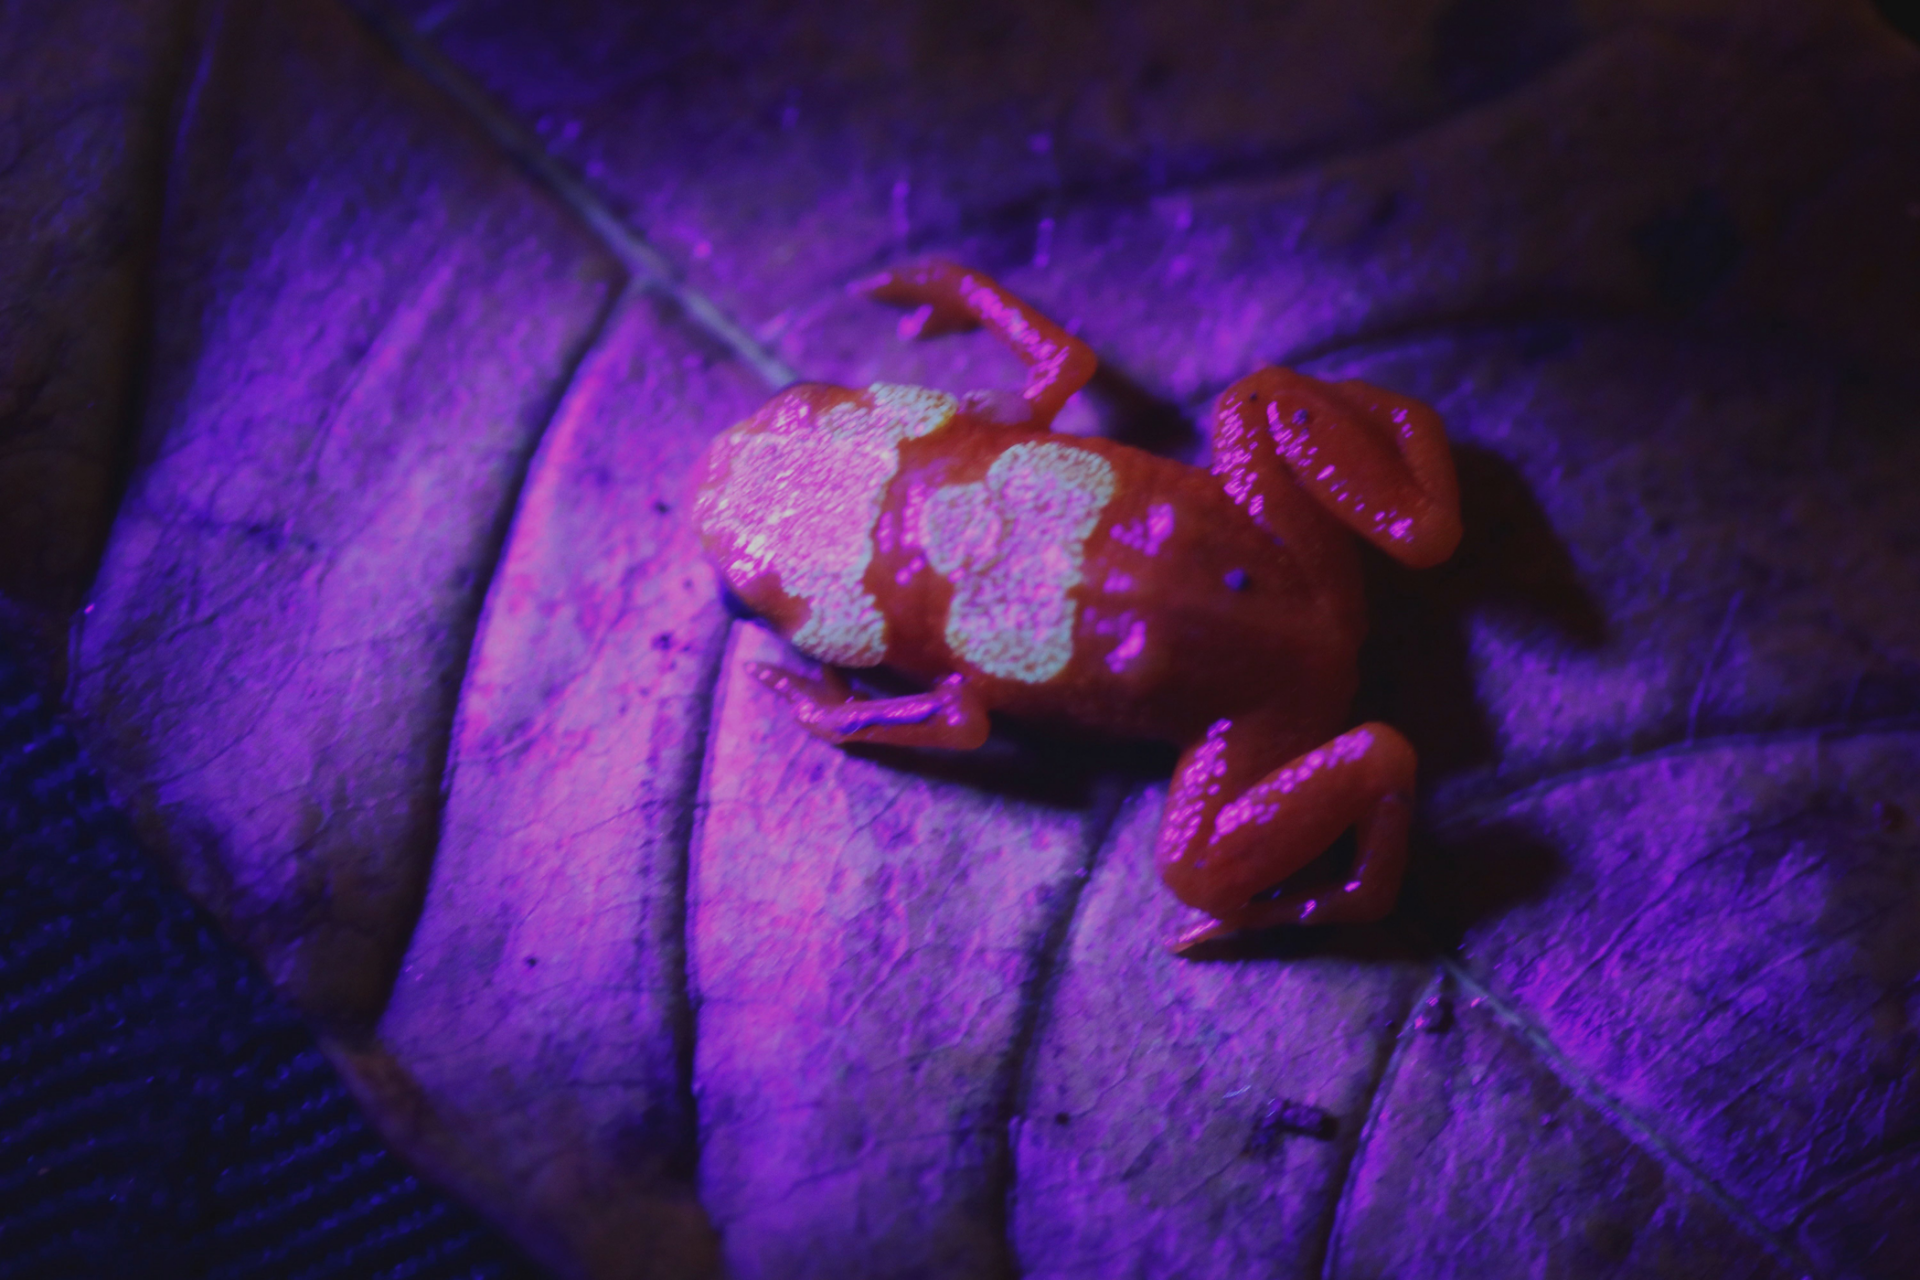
[1208,367,1461,568]
[1157,721,1415,947]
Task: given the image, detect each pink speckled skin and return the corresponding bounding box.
[694,261,1462,949]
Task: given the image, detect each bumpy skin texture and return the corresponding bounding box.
[694,262,1462,948]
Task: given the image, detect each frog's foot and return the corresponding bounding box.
[748,663,989,751]
[1210,367,1462,569]
[849,260,1096,426]
[1156,720,1416,955]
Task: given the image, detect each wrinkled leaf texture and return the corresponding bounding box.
[5,0,1918,1277]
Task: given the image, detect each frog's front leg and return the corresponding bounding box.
[851,260,1096,427]
[750,663,990,751]
[1156,719,1416,954]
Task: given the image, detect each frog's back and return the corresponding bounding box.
[875,428,1365,745]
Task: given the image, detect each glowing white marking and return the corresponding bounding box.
[919,441,1115,684]
[695,383,956,666]
[868,382,960,437]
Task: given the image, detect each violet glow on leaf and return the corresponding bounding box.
[692,624,1102,1276]
[11,0,1915,1276]
[371,288,759,1277]
[64,0,621,1030]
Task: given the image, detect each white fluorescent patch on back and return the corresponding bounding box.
[697,383,957,666]
[921,441,1115,684]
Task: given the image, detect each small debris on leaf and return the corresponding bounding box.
[1414,992,1453,1034]
[1245,1097,1337,1155]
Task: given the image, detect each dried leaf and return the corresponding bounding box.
[66,0,619,1027]
[13,0,1916,1276]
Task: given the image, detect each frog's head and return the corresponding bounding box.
[692,382,958,667]
[691,385,828,640]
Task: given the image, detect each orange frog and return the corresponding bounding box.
[692,261,1462,951]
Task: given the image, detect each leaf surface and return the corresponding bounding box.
[11,0,1917,1276]
[66,0,620,1027]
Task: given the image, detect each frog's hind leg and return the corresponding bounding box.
[851,260,1096,427]
[1156,718,1416,954]
[1209,367,1462,569]
[750,663,990,751]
